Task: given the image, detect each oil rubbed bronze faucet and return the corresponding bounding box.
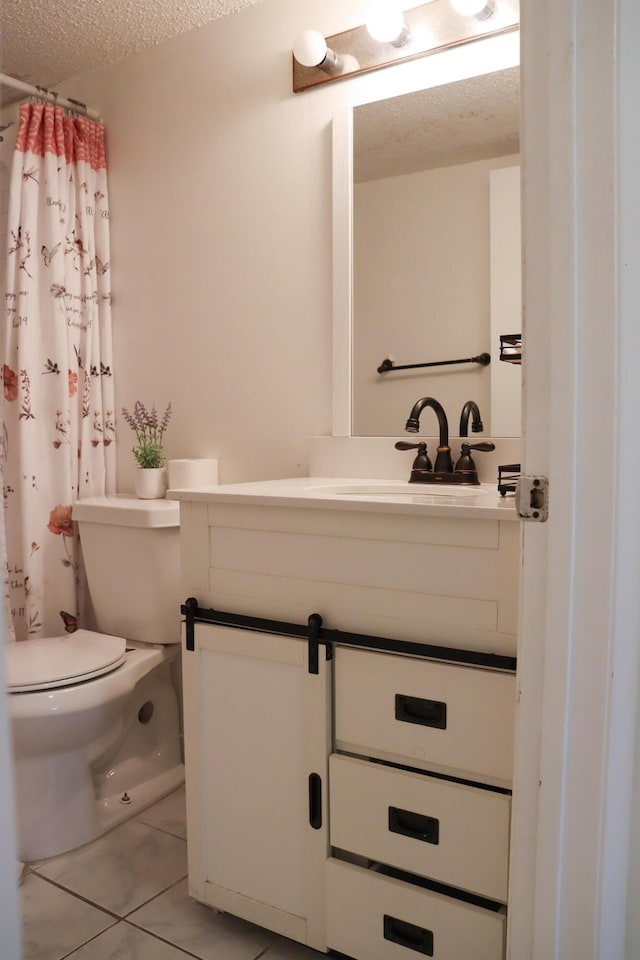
[395,396,495,485]
[459,400,484,436]
[403,397,453,474]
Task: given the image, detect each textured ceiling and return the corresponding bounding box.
[0,2,519,175]
[0,0,265,91]
[354,66,520,182]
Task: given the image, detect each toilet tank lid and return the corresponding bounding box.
[6,630,127,690]
[73,495,179,528]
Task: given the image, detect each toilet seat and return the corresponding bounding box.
[6,630,127,692]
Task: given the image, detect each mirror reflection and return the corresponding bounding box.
[351,66,521,438]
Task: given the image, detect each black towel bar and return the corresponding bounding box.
[377,353,491,374]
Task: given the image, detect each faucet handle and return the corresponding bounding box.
[464,442,495,453]
[395,441,423,451]
[395,441,432,472]
[454,441,496,474]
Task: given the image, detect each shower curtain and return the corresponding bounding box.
[1,102,116,643]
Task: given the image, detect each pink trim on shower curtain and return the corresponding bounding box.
[14,103,106,170]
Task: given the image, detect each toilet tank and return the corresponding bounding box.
[73,496,181,646]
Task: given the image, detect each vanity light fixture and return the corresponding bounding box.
[292,0,518,93]
[450,0,495,20]
[292,29,342,72]
[365,2,411,47]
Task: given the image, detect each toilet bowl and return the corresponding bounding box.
[7,496,185,863]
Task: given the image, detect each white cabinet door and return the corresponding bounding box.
[182,622,332,952]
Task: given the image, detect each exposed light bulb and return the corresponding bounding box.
[366,3,411,46]
[450,0,495,19]
[293,29,340,70]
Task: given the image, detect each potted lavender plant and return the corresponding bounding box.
[121,400,172,499]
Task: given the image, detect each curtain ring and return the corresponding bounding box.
[67,98,88,118]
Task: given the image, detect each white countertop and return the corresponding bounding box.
[168,476,518,521]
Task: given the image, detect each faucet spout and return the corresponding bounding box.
[459,401,484,437]
[406,397,449,446]
[405,397,453,473]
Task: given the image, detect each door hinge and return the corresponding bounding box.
[515,476,549,522]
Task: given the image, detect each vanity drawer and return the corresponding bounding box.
[326,859,506,960]
[329,754,510,902]
[334,648,515,786]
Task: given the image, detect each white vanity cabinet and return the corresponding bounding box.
[177,482,519,960]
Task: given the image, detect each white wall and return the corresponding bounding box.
[56,0,519,491]
[352,154,518,436]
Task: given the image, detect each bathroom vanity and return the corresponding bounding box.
[174,478,519,960]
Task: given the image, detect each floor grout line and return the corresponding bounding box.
[122,873,189,918]
[25,872,123,921]
[56,918,204,960]
[26,868,190,923]
[58,920,121,960]
[121,918,211,959]
[135,818,188,842]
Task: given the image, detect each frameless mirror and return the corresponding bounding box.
[343,66,521,438]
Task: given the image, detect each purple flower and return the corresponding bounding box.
[121,400,172,469]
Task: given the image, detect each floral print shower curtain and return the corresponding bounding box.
[2,103,116,643]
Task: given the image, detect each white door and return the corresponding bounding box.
[511,2,640,959]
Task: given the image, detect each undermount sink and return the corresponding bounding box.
[308,481,477,498]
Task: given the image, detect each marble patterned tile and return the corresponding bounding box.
[33,819,187,917]
[129,878,275,960]
[66,921,195,959]
[137,786,187,840]
[21,873,116,960]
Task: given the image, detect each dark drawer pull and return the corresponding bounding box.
[389,806,440,845]
[308,773,322,830]
[383,915,434,956]
[395,694,447,729]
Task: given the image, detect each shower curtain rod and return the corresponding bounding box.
[0,72,101,121]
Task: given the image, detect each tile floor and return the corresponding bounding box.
[20,786,326,960]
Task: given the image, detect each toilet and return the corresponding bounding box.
[6,496,185,863]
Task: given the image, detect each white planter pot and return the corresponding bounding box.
[135,467,167,500]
